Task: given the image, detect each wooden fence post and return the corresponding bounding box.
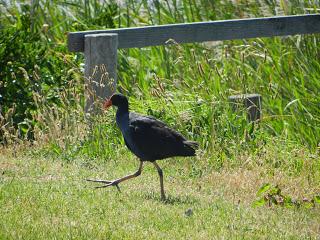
[84,33,118,113]
[229,94,262,122]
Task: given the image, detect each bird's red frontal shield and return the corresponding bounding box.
[103,99,112,110]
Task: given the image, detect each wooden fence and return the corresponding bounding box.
[68,14,320,113]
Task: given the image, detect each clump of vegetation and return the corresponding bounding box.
[254,183,320,208]
[0,3,81,143]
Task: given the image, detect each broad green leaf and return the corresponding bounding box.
[257,183,271,196]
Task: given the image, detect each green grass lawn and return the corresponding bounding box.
[1,144,319,239]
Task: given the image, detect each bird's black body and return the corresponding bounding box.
[88,93,198,201]
[119,112,198,161]
[111,93,198,162]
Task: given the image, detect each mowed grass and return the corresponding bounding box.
[1,144,319,240]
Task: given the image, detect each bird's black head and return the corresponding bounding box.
[104,93,129,110]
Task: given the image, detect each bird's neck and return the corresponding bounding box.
[116,106,129,129]
[116,105,129,116]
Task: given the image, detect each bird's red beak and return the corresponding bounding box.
[103,98,112,110]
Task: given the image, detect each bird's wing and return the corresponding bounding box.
[132,113,167,127]
[129,113,185,140]
[128,113,188,160]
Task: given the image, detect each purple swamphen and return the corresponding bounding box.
[87,93,198,201]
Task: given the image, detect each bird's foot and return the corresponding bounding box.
[86,179,121,192]
[86,179,112,184]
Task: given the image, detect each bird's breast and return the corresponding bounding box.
[116,112,144,158]
[121,128,145,159]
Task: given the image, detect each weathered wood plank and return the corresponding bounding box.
[68,14,320,52]
[84,33,118,113]
[229,94,262,122]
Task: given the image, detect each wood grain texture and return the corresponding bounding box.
[84,33,118,113]
[229,94,262,122]
[68,14,320,52]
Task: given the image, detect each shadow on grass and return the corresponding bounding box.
[141,191,198,205]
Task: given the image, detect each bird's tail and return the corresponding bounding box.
[183,140,199,156]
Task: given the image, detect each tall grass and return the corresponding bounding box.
[1,0,319,154]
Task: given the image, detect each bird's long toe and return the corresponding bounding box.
[87,179,121,192]
[86,179,113,184]
[94,183,113,189]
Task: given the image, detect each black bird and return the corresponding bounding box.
[87,93,198,201]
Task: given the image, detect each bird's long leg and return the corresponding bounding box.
[153,161,166,201]
[86,161,143,190]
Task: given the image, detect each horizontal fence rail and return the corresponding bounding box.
[68,14,320,113]
[68,14,320,52]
